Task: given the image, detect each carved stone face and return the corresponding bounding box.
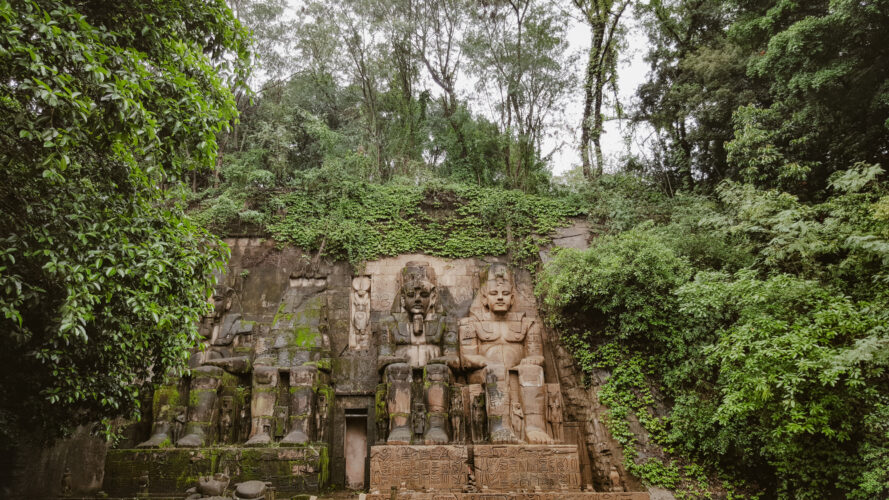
[209,286,232,320]
[399,262,436,316]
[403,284,432,315]
[483,279,513,313]
[481,264,515,314]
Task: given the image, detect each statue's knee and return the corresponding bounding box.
[425,363,449,384]
[517,364,544,386]
[385,362,411,383]
[484,364,507,383]
[253,365,278,386]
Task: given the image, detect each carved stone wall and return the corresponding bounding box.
[20,225,654,498]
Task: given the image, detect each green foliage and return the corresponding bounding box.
[261,172,582,266]
[0,0,249,440]
[537,226,692,347]
[634,0,889,195]
[540,168,889,498]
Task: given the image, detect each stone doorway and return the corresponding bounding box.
[344,410,368,490]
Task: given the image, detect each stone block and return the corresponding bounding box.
[370,445,469,492]
[103,445,327,497]
[473,445,581,492]
[366,493,649,500]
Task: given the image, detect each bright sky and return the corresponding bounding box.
[278,1,651,177]
[548,14,650,176]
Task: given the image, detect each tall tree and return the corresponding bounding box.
[0,0,250,439]
[573,0,631,179]
[465,0,576,192]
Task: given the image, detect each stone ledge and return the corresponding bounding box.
[103,445,327,497]
[370,445,598,494]
[366,493,650,500]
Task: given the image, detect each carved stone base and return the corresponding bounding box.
[370,445,469,492]
[367,494,650,500]
[102,445,327,497]
[369,445,620,495]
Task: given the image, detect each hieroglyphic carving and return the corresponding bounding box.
[350,276,372,350]
[370,446,469,492]
[472,446,581,492]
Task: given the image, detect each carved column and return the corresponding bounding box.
[423,363,450,444]
[385,363,413,444]
[282,365,316,445]
[246,365,278,446]
[177,366,224,447]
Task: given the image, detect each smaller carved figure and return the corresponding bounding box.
[137,472,149,498]
[219,396,234,443]
[316,390,329,443]
[511,401,524,440]
[470,393,487,443]
[546,384,564,443]
[349,276,372,350]
[61,467,72,497]
[609,465,624,493]
[375,383,388,444]
[411,402,426,440]
[450,387,464,443]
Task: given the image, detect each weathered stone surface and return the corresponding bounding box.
[366,493,649,500]
[370,445,469,492]
[366,491,650,500]
[369,445,586,494]
[473,445,581,491]
[102,446,327,497]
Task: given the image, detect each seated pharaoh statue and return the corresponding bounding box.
[459,263,553,444]
[377,262,458,445]
[245,273,329,446]
[139,285,254,448]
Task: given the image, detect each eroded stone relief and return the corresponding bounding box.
[110,244,648,499]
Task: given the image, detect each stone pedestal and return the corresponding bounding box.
[369,445,469,492]
[473,445,581,491]
[368,493,650,500]
[370,445,587,493]
[103,445,327,498]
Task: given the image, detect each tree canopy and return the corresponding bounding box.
[0,0,250,439]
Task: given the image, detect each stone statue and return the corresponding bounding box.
[316,388,329,443]
[377,262,457,444]
[375,382,389,444]
[450,386,464,443]
[246,274,327,446]
[546,384,564,443]
[458,263,552,444]
[139,285,253,448]
[609,465,624,492]
[349,276,372,350]
[470,392,487,443]
[511,401,524,439]
[411,402,426,440]
[61,467,72,497]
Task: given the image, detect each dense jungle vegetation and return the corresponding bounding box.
[2,0,888,498]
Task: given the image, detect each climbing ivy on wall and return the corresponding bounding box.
[194,171,583,266]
